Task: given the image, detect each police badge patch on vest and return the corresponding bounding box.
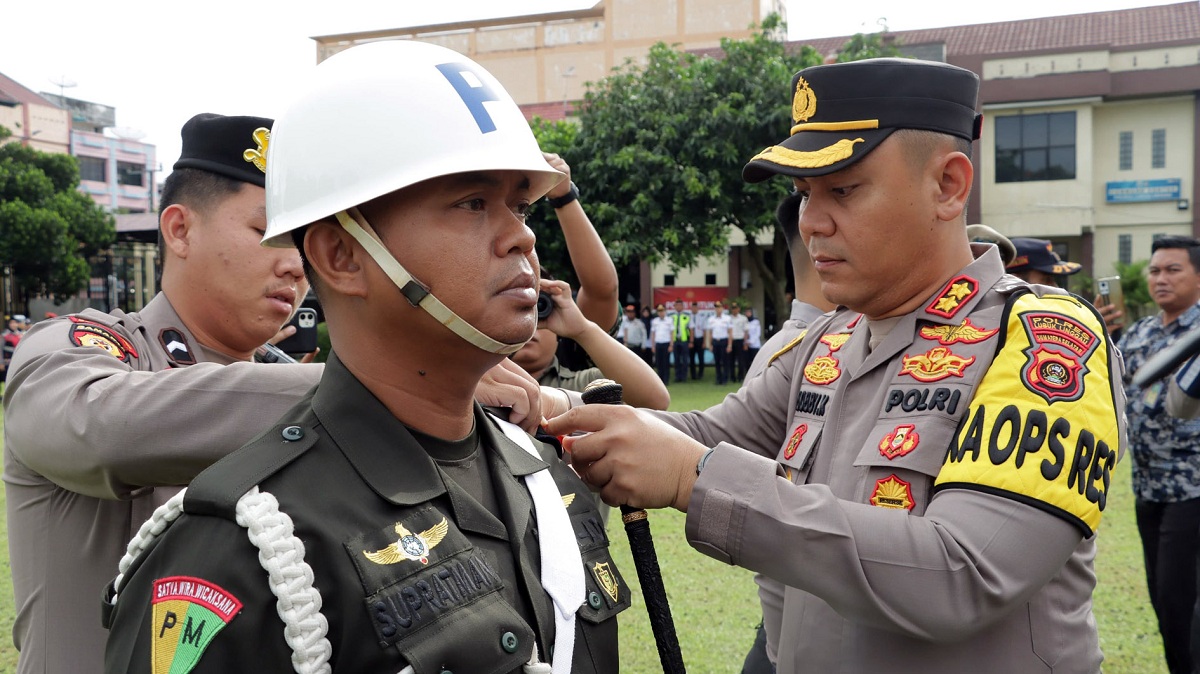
[68,317,138,362]
[150,576,242,674]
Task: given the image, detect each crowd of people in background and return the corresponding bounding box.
[618,297,762,386]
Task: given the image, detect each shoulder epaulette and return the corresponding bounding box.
[184,423,318,520]
[766,329,808,369]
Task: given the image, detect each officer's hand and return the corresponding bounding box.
[475,358,542,433]
[539,279,588,339]
[543,152,573,200]
[545,405,707,512]
[1092,294,1124,333]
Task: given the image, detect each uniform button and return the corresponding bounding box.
[588,591,603,609]
[282,426,304,441]
[500,631,519,653]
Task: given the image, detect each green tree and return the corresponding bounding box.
[531,14,822,321]
[0,126,115,304]
[836,26,904,62]
[528,118,583,284]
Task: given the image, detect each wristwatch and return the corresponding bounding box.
[696,448,716,475]
[547,181,580,209]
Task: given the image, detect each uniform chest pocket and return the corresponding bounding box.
[853,416,962,516]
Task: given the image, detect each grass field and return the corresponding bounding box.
[0,373,1170,672]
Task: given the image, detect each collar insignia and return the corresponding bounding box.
[926,275,979,319]
[68,318,138,362]
[879,424,920,460]
[592,561,620,603]
[784,423,808,460]
[870,475,915,511]
[363,517,449,566]
[1019,311,1100,403]
[899,346,975,383]
[242,127,270,174]
[804,355,841,385]
[919,318,998,345]
[819,332,852,353]
[562,493,576,508]
[152,576,242,674]
[792,77,816,122]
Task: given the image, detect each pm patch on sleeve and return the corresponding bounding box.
[68,317,138,362]
[151,576,242,674]
[935,292,1120,537]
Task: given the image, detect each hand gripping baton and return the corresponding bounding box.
[580,379,686,674]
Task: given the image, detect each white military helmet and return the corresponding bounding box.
[262,40,564,354]
[263,39,562,244]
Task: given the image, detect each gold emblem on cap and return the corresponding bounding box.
[792,77,816,123]
[752,138,865,170]
[242,127,270,174]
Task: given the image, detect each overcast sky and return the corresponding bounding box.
[0,0,1179,175]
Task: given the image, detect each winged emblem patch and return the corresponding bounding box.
[363,517,449,565]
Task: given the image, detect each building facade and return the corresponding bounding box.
[316,2,1200,324]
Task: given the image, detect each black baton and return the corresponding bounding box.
[581,379,686,674]
[1131,324,1200,388]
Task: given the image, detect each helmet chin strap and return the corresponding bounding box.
[334,208,530,355]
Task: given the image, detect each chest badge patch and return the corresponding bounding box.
[925,275,979,319]
[920,318,998,345]
[879,424,920,459]
[363,517,449,566]
[870,475,915,511]
[804,355,841,385]
[1019,311,1100,403]
[784,424,808,459]
[68,318,138,362]
[151,576,242,674]
[819,332,852,353]
[899,346,975,383]
[592,561,620,603]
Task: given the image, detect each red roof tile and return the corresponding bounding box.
[0,71,58,107]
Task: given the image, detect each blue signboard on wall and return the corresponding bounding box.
[1106,178,1182,203]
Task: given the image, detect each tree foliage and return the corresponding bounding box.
[527,16,900,321]
[0,127,115,301]
[837,26,904,62]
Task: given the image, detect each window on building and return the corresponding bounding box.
[78,156,106,182]
[1118,131,1132,170]
[995,111,1076,183]
[663,274,675,286]
[1152,129,1166,169]
[704,273,717,285]
[117,162,145,187]
[1118,234,1132,265]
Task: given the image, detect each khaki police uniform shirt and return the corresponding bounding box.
[655,246,1127,673]
[3,293,320,674]
[104,354,627,673]
[536,356,605,394]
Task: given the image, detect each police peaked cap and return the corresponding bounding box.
[173,113,273,187]
[744,58,982,182]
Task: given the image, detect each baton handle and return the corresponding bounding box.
[581,379,687,674]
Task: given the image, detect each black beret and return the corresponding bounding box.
[744,58,982,182]
[173,113,273,187]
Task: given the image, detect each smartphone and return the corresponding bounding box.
[1096,276,1124,327]
[274,307,319,355]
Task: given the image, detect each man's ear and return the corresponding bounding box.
[159,204,193,259]
[933,151,974,223]
[304,221,368,298]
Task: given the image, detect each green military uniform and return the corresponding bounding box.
[104,354,627,673]
[535,356,604,393]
